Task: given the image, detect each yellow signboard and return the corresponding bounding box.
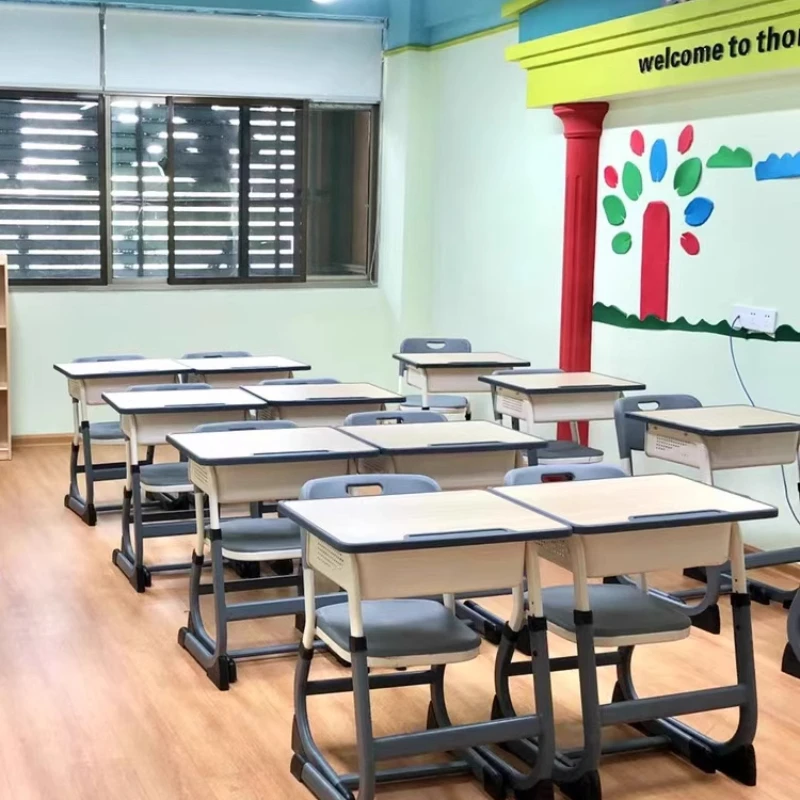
[507,0,800,107]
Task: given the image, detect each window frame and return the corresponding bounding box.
[165,95,307,287]
[5,90,378,288]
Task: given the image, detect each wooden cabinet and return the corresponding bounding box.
[0,253,9,460]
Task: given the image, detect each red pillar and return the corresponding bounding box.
[553,102,609,444]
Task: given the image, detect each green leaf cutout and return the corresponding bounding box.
[674,157,702,197]
[612,232,632,255]
[603,195,626,226]
[622,162,643,201]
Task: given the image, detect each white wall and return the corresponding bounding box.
[593,75,800,550]
[425,28,566,424]
[14,286,396,433]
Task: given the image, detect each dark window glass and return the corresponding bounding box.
[168,101,240,281]
[110,97,168,279]
[0,95,101,282]
[306,105,377,280]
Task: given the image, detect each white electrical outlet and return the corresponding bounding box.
[732,304,778,335]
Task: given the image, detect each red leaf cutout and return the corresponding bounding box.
[681,232,700,256]
[604,166,619,188]
[631,130,645,156]
[678,125,694,154]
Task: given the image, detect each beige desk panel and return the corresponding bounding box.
[179,356,307,373]
[245,382,403,404]
[193,371,293,389]
[283,488,567,548]
[340,420,544,449]
[170,426,377,462]
[192,459,360,505]
[634,405,800,433]
[357,451,521,491]
[396,352,527,368]
[124,410,248,446]
[57,358,184,378]
[496,473,773,526]
[70,374,178,405]
[106,388,260,412]
[491,371,643,393]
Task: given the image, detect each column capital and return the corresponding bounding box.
[553,102,609,139]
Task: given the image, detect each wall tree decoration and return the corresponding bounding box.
[601,124,715,321]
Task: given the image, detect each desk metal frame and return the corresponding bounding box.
[105,389,265,592]
[169,427,381,689]
[628,406,800,675]
[54,359,185,525]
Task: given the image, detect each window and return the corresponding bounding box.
[5,91,378,286]
[110,97,168,279]
[0,93,104,284]
[307,104,378,280]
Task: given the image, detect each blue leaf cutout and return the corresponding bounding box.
[685,197,714,227]
[650,139,667,183]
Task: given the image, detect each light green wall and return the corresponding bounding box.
[428,29,564,367]
[13,285,396,433]
[378,51,435,339]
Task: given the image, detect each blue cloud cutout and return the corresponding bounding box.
[685,197,714,227]
[755,153,800,181]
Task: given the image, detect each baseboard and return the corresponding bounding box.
[13,433,72,448]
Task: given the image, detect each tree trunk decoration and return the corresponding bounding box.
[601,124,716,322]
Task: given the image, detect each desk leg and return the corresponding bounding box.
[112,463,152,593]
[64,400,98,526]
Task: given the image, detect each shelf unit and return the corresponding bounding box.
[0,253,9,460]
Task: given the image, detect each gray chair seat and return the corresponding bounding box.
[537,440,604,461]
[543,585,691,640]
[220,517,300,554]
[89,421,124,441]
[402,394,469,410]
[140,462,190,487]
[317,599,481,660]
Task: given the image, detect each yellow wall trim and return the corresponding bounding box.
[501,0,548,20]
[507,0,800,107]
[385,21,517,57]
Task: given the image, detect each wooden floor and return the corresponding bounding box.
[2,444,800,800]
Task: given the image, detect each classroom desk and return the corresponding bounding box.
[627,404,800,676]
[339,419,547,642]
[179,355,310,389]
[103,387,266,592]
[493,474,776,793]
[393,352,530,412]
[279,488,568,799]
[53,358,186,525]
[167,426,380,689]
[242,382,405,427]
[341,420,545,490]
[480,371,645,442]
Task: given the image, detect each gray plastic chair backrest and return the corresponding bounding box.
[73,354,144,363]
[299,473,440,501]
[493,368,563,376]
[398,337,472,376]
[128,382,212,392]
[343,410,447,426]
[259,377,340,386]
[504,464,627,486]
[193,420,297,433]
[614,394,703,459]
[182,350,251,359]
